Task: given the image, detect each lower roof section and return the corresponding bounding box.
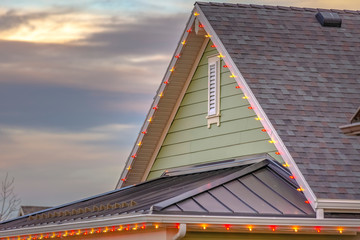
[0,156,314,232]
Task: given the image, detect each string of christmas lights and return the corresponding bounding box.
[1,223,348,240]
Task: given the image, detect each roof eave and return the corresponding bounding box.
[2,214,360,237]
[317,198,360,211]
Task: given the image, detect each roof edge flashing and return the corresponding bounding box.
[315,12,342,27]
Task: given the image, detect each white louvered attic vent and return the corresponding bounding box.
[208,63,217,115]
[207,56,220,128]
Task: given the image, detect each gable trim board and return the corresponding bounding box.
[141,38,210,182]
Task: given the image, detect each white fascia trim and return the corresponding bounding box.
[2,214,360,237]
[194,3,317,209]
[116,10,197,189]
[317,199,360,210]
[141,37,210,182]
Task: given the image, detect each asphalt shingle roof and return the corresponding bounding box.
[198,2,360,200]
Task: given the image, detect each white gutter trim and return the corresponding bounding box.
[172,223,186,240]
[194,3,317,209]
[2,214,360,237]
[317,199,360,210]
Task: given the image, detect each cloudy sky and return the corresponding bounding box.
[0,0,359,209]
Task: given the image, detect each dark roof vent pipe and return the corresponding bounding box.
[316,12,342,27]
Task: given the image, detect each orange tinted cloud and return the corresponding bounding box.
[0,9,114,43]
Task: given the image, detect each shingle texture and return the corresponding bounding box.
[198,2,360,200]
[0,160,313,230]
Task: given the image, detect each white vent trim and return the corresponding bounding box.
[207,55,220,127]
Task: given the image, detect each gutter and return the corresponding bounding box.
[2,214,360,237]
[173,224,186,240]
[316,199,360,211]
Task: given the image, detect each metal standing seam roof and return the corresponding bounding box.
[197,2,360,200]
[0,158,314,231]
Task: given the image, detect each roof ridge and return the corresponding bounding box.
[195,1,360,15]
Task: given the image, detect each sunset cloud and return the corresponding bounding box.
[0,8,109,43]
[0,12,186,94]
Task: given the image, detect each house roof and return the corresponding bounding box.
[0,158,314,231]
[196,2,360,200]
[117,3,360,203]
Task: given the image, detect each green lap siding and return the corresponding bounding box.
[147,41,283,179]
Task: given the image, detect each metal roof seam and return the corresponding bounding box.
[207,191,235,213]
[235,178,283,215]
[189,197,210,213]
[222,184,259,214]
[251,172,308,215]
